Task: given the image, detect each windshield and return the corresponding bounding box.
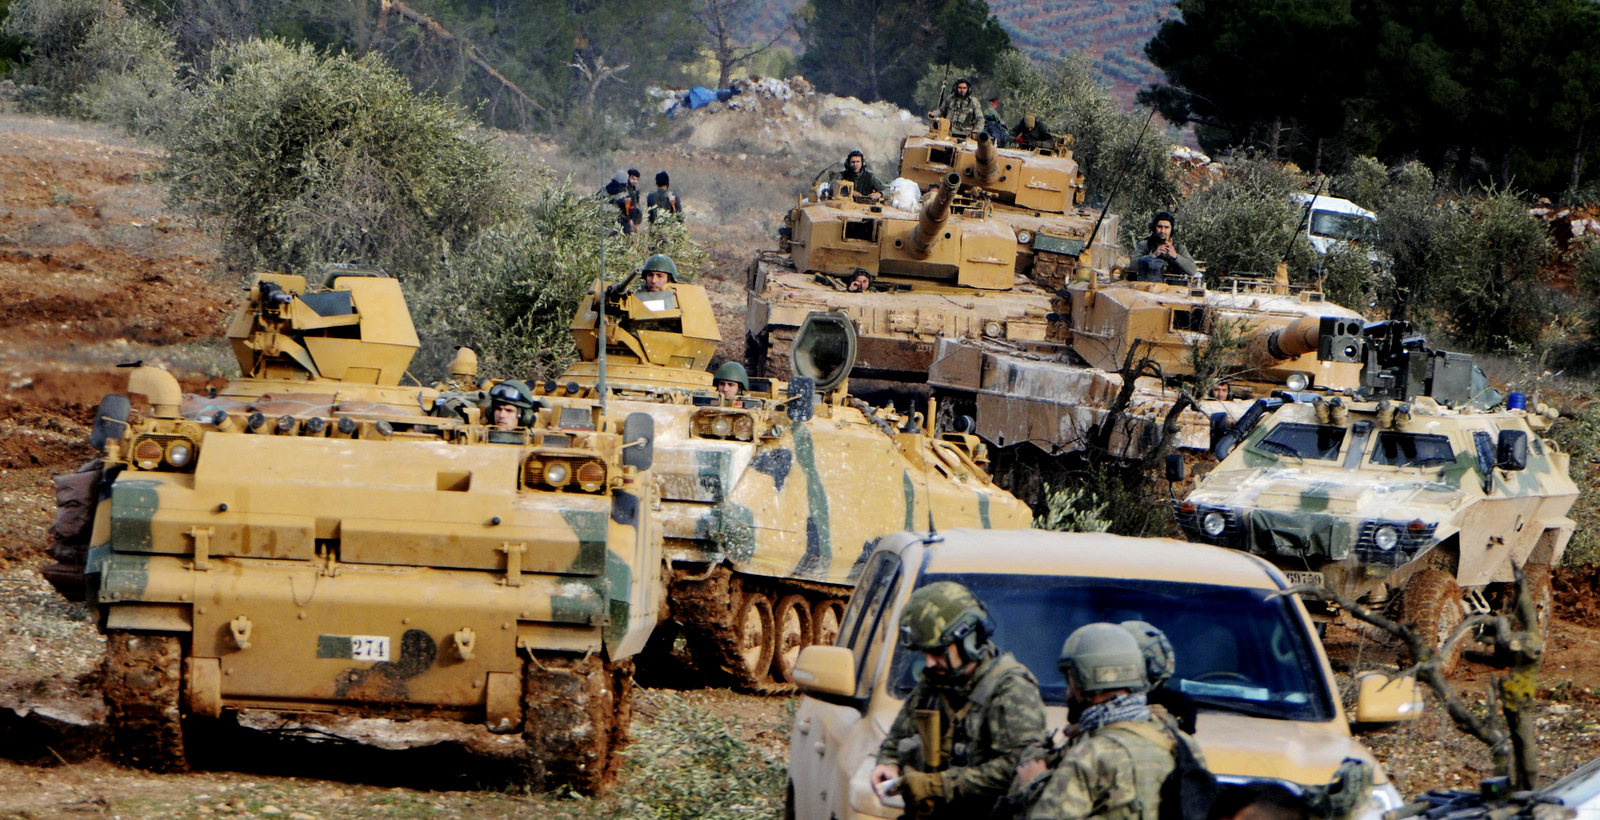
[1370,431,1457,468]
[1309,210,1375,242]
[1254,422,1346,460]
[888,573,1335,722]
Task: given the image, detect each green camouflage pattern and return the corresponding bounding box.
[1059,623,1147,694]
[899,581,989,650]
[1179,396,1578,604]
[1023,718,1203,820]
[936,93,985,135]
[879,651,1047,809]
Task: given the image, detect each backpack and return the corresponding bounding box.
[1102,720,1220,820]
[983,115,1010,149]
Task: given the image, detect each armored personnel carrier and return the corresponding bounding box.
[1177,321,1577,672]
[533,267,1032,691]
[53,265,1028,788]
[928,266,1369,503]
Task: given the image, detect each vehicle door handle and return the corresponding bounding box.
[798,717,812,735]
[814,742,826,756]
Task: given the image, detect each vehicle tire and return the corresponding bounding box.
[103,632,188,772]
[812,599,847,647]
[734,593,776,684]
[1403,569,1466,674]
[772,594,814,682]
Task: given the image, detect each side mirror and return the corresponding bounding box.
[1497,429,1528,471]
[1207,412,1228,452]
[792,645,857,698]
[622,412,655,471]
[1353,672,1423,724]
[1165,453,1186,483]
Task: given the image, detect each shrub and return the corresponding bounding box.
[1172,155,1317,281]
[70,11,183,137]
[616,692,785,820]
[408,165,706,382]
[3,0,121,109]
[164,38,516,279]
[1034,484,1111,533]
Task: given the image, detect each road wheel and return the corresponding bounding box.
[103,632,188,772]
[1403,569,1466,674]
[812,599,846,647]
[772,594,814,682]
[734,593,776,684]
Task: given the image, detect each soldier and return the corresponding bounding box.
[847,268,873,292]
[713,361,748,401]
[841,150,887,201]
[1132,210,1200,281]
[647,171,683,224]
[1016,622,1209,820]
[640,254,678,292]
[626,169,644,232]
[488,380,536,430]
[930,77,985,136]
[1012,113,1054,150]
[870,582,1046,820]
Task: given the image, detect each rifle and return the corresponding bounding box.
[935,63,950,115]
[1383,777,1574,820]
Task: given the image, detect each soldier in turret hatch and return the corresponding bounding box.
[1132,210,1199,281]
[931,77,985,135]
[841,150,887,202]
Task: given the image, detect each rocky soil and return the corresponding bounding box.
[0,111,1597,818]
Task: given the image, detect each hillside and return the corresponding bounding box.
[730,0,1176,106]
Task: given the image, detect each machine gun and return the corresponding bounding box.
[1383,777,1574,820]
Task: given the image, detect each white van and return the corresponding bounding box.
[1292,193,1379,256]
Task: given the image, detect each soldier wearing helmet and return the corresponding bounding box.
[1015,622,1208,820]
[870,581,1046,819]
[713,361,748,401]
[639,253,679,293]
[488,379,537,431]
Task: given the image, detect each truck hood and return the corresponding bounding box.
[1194,711,1386,786]
[1193,466,1464,518]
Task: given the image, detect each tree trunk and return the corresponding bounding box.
[1572,121,1588,194]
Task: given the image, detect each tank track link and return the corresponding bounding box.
[103,631,188,772]
[522,653,634,794]
[668,565,848,696]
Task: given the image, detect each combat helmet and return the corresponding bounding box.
[713,361,749,391]
[899,581,995,661]
[1119,620,1176,689]
[1059,622,1148,694]
[642,253,679,282]
[488,379,539,428]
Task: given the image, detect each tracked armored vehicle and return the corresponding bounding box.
[1177,321,1578,672]
[536,271,1032,692]
[929,266,1369,505]
[52,265,1029,788]
[58,268,657,791]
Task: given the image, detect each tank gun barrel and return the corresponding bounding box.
[910,173,961,258]
[974,132,1001,186]
[1247,315,1365,368]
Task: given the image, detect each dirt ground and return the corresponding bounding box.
[1,112,1599,818]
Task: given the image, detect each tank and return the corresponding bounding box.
[50,265,1030,789]
[57,267,659,791]
[536,273,1032,692]
[927,266,1370,505]
[899,118,1119,288]
[1176,321,1578,672]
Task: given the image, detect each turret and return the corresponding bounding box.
[224,267,420,386]
[910,173,961,258]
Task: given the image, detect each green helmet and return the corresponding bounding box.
[1059,622,1147,694]
[642,253,679,281]
[488,379,538,427]
[898,581,994,659]
[713,361,749,390]
[1119,620,1175,689]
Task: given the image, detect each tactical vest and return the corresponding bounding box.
[1095,720,1181,820]
[900,653,1035,772]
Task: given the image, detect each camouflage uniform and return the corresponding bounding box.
[878,646,1047,819]
[1024,712,1205,820]
[936,92,985,135]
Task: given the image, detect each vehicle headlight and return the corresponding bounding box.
[1201,511,1228,537]
[1373,524,1400,551]
[733,416,755,441]
[165,441,193,468]
[983,321,1003,338]
[712,415,733,437]
[134,438,163,471]
[1360,782,1404,820]
[577,460,606,492]
[1285,372,1310,391]
[544,461,570,487]
[1017,229,1032,245]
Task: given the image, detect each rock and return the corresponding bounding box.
[259,806,283,817]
